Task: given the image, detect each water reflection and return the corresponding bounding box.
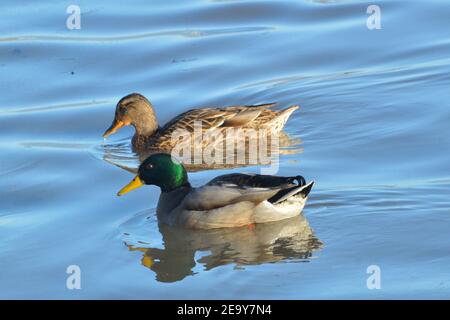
[125,214,322,283]
[101,131,302,173]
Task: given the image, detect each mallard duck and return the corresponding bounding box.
[103,93,299,152]
[117,153,314,229]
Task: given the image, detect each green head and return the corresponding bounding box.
[117,153,188,195]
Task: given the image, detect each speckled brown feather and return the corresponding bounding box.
[133,103,299,151]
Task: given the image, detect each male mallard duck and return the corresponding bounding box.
[117,153,314,229]
[103,93,299,152]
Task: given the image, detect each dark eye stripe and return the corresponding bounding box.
[121,102,136,109]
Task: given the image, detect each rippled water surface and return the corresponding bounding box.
[1,0,450,299]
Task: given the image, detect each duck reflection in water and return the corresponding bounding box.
[102,131,302,174]
[125,214,321,283]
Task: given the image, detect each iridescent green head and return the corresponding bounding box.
[117,153,188,195]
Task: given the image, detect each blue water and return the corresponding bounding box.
[1,0,450,299]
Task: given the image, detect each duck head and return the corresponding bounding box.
[117,153,189,195]
[103,93,159,139]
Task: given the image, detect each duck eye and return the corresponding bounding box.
[147,164,154,169]
[118,107,127,115]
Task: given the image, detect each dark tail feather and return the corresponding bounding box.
[248,102,277,109]
[294,175,306,186]
[300,181,314,198]
[268,180,314,204]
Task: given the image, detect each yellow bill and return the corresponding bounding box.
[117,175,144,196]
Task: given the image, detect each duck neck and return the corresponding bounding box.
[133,111,159,137]
[157,183,191,216]
[131,106,159,148]
[161,181,191,194]
[160,173,190,193]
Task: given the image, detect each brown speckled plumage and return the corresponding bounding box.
[104,93,299,151]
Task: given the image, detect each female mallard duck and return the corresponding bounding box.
[117,153,314,229]
[103,93,299,152]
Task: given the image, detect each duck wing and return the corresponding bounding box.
[175,173,309,229]
[160,108,231,132]
[206,173,312,205]
[220,103,277,127]
[180,184,276,212]
[161,103,277,133]
[182,173,306,212]
[175,182,278,229]
[207,173,303,189]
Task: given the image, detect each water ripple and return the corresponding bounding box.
[0,100,110,115]
[0,26,274,44]
[238,57,450,90]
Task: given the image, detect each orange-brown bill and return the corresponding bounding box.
[103,120,125,138]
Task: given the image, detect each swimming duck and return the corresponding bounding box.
[103,93,299,152]
[117,153,314,229]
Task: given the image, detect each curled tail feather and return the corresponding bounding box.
[269,180,314,204]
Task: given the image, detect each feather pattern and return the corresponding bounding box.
[137,103,299,151]
[105,94,300,171]
[157,172,313,229]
